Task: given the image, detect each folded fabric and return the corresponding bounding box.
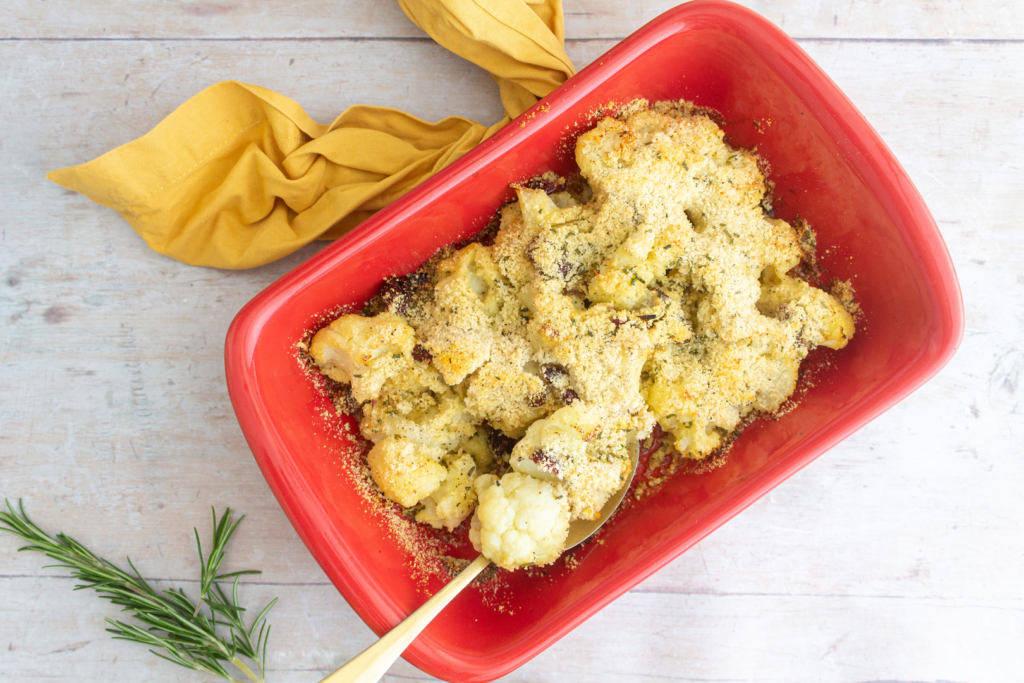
[46,0,575,269]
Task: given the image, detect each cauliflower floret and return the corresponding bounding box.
[415,452,479,531]
[757,265,855,350]
[509,403,634,520]
[464,334,553,437]
[469,473,570,571]
[459,428,496,473]
[643,332,803,459]
[465,359,550,437]
[513,188,608,289]
[310,312,415,403]
[585,207,694,312]
[787,284,855,350]
[419,244,512,384]
[490,202,542,290]
[360,379,478,451]
[434,242,508,316]
[527,288,653,417]
[575,115,639,184]
[366,438,447,508]
[509,404,601,484]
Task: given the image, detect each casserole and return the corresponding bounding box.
[225,2,963,680]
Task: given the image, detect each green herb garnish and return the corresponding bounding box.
[0,500,276,683]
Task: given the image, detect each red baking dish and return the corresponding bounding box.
[225,1,963,680]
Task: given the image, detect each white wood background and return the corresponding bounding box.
[1,1,1021,681]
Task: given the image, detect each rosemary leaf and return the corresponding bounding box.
[0,499,276,683]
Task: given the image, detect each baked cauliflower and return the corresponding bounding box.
[469,473,570,571]
[418,244,512,385]
[509,403,639,520]
[415,451,479,531]
[310,312,414,403]
[366,438,447,508]
[307,99,856,572]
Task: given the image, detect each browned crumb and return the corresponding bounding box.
[829,278,861,321]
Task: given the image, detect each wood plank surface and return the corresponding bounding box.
[4,0,1024,40]
[2,2,1022,682]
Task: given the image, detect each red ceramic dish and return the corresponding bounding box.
[225,1,963,680]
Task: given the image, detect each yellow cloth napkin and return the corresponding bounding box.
[46,0,575,269]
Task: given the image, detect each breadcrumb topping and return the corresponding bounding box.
[308,100,855,570]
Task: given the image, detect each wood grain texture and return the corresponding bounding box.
[1,1,1022,682]
[4,0,1024,40]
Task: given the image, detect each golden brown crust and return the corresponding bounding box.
[309,99,856,538]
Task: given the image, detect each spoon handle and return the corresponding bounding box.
[319,554,491,683]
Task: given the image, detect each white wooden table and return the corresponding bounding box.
[2,2,1021,681]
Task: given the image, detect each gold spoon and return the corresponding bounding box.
[319,439,640,683]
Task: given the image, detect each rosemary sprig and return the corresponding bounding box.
[0,499,277,683]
